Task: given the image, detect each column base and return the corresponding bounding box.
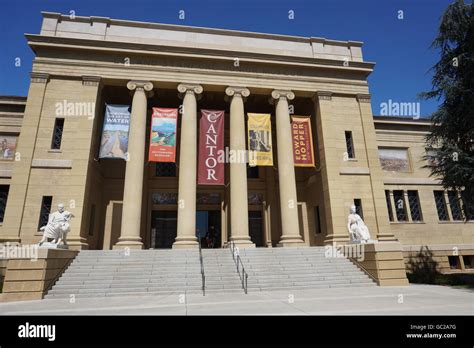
[113,237,143,250]
[172,237,198,249]
[277,235,305,247]
[229,236,255,248]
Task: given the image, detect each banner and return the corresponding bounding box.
[248,113,273,166]
[99,104,131,160]
[198,110,225,185]
[148,108,178,162]
[291,116,315,167]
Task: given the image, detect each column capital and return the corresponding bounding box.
[225,86,250,98]
[127,80,154,92]
[30,72,50,84]
[177,83,203,95]
[271,89,295,101]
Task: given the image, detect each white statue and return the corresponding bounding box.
[347,205,371,243]
[38,203,74,247]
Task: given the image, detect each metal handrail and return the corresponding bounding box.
[197,238,205,296]
[229,241,248,294]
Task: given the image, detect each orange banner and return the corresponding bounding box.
[148,108,178,162]
[291,116,315,167]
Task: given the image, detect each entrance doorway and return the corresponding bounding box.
[249,211,264,247]
[196,210,221,248]
[151,211,177,249]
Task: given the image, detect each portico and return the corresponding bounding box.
[105,80,309,250]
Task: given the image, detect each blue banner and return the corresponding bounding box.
[99,104,131,159]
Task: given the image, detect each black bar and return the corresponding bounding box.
[0,315,472,346]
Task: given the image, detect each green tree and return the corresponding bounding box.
[421,0,474,218]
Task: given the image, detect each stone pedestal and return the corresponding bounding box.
[0,248,79,302]
[346,241,409,286]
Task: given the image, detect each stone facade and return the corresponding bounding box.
[0,12,472,275]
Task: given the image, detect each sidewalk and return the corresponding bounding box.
[0,284,472,315]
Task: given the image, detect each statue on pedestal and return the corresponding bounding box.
[347,205,371,243]
[38,203,74,248]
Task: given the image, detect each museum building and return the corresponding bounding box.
[0,12,472,274]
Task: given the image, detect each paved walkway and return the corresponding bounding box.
[0,284,472,315]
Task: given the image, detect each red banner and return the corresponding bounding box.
[148,108,178,162]
[291,116,315,167]
[198,109,225,185]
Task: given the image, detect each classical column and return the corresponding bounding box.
[114,80,153,249]
[173,84,202,248]
[225,87,255,247]
[271,90,305,246]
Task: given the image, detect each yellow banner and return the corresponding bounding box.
[247,113,273,166]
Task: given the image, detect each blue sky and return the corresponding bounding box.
[0,0,453,117]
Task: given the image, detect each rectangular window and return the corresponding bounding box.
[461,191,474,221]
[448,256,460,270]
[353,199,363,220]
[0,185,9,223]
[393,190,407,221]
[51,118,64,150]
[247,164,259,179]
[314,206,321,234]
[433,191,449,221]
[447,191,463,221]
[88,204,96,236]
[463,256,472,269]
[385,190,394,221]
[155,163,176,177]
[407,190,423,221]
[38,196,53,231]
[344,131,355,159]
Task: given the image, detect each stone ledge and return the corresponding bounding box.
[31,159,73,169]
[339,167,370,175]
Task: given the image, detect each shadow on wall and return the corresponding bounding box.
[407,246,474,288]
[406,246,439,284]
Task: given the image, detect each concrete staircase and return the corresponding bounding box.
[45,249,244,298]
[237,247,375,291]
[45,247,374,298]
[45,249,206,298]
